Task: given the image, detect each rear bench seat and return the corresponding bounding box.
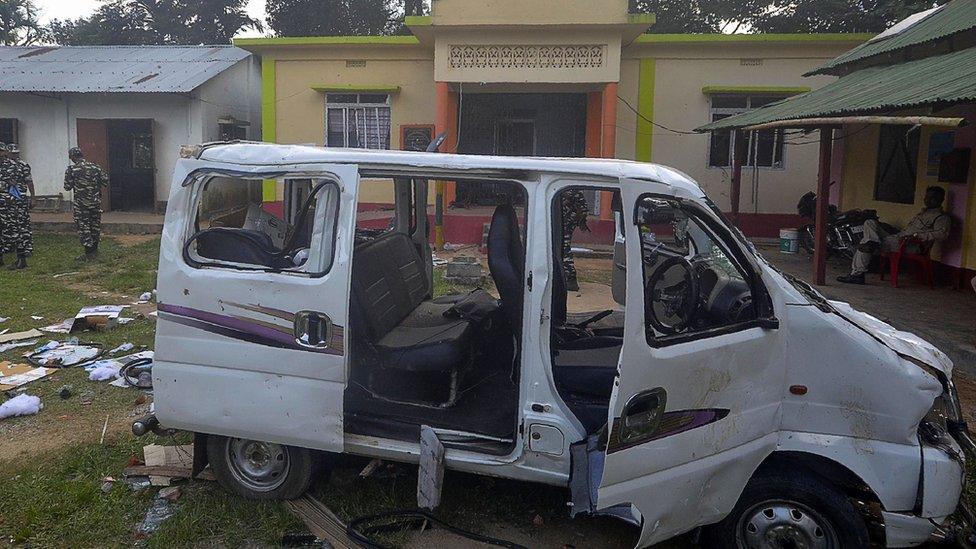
[350,233,473,376]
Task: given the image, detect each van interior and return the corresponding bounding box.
[343,175,526,454]
[183,172,627,455]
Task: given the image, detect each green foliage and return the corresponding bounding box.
[633,0,947,34]
[45,0,262,46]
[265,0,399,36]
[0,0,41,45]
[754,0,948,33]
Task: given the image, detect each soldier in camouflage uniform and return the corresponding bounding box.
[0,142,34,270]
[560,189,590,292]
[64,147,109,261]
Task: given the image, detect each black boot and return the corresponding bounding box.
[836,273,865,285]
[7,255,26,270]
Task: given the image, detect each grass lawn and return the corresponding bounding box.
[0,234,634,548]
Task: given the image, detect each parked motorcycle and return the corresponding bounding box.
[796,191,896,258]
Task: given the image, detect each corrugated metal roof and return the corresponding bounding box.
[0,45,250,93]
[809,0,976,75]
[698,44,976,131]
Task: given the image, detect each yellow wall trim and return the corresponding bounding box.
[635,58,655,162]
[261,57,277,201]
[636,33,874,44]
[236,36,420,47]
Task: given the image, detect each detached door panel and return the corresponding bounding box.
[154,164,358,452]
[597,182,783,546]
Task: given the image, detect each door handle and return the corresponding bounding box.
[620,387,667,443]
[294,311,333,349]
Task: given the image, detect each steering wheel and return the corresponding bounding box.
[645,255,700,335]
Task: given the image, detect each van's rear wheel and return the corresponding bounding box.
[703,470,869,548]
[207,435,314,500]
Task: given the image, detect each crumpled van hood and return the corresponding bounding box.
[830,301,953,377]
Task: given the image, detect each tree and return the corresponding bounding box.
[633,0,946,34]
[0,0,42,45]
[266,0,399,36]
[46,0,262,46]
[753,0,947,33]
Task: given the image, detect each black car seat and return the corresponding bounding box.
[487,204,525,334]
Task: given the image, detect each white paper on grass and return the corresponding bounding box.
[0,394,42,420]
[0,339,38,353]
[0,367,52,388]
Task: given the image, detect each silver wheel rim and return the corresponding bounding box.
[736,499,838,549]
[226,438,290,492]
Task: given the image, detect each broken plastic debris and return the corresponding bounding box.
[0,393,42,420]
[138,292,153,303]
[30,343,102,368]
[137,496,177,535]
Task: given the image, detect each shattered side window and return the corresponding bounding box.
[185,175,339,275]
[636,196,757,342]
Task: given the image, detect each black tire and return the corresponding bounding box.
[207,434,315,500]
[702,469,870,548]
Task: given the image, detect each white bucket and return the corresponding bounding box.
[779,228,799,254]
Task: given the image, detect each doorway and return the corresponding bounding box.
[76,118,155,212]
[456,93,587,207]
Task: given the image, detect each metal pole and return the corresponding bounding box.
[730,129,746,227]
[813,127,834,286]
[434,82,450,249]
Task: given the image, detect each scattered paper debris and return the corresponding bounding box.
[70,305,129,332]
[30,343,102,368]
[52,271,79,278]
[0,317,8,324]
[143,443,194,486]
[138,292,153,303]
[0,339,38,354]
[30,315,43,321]
[0,393,42,420]
[109,343,135,354]
[117,317,135,325]
[0,329,43,345]
[39,320,72,334]
[0,362,55,391]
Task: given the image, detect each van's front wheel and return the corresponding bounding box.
[703,470,869,548]
[207,435,314,500]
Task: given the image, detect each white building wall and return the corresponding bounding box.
[192,56,262,143]
[0,93,72,198]
[0,56,260,206]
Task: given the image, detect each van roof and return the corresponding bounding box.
[194,142,706,196]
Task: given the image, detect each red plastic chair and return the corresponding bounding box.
[880,237,935,288]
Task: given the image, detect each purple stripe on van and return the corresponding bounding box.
[157,303,344,356]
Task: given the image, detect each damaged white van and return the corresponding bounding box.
[142,142,972,547]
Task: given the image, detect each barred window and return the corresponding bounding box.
[325,93,391,150]
[707,95,786,169]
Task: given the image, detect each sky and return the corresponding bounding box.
[33,0,269,37]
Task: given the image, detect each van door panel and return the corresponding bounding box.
[154,163,358,453]
[597,181,784,546]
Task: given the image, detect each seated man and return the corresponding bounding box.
[838,186,950,285]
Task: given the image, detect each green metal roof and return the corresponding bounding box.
[809,0,976,76]
[698,44,976,131]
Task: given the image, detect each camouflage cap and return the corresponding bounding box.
[68,146,83,158]
[7,143,19,154]
[0,142,8,152]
